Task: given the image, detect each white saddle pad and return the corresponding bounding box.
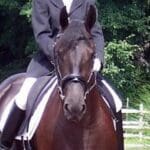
[0,77,57,141]
[101,79,122,112]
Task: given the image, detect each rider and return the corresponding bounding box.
[0,0,123,149]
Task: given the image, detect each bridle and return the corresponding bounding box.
[54,34,97,100]
[57,71,96,101]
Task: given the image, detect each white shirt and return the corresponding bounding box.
[62,0,73,13]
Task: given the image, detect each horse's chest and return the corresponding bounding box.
[53,126,103,150]
[82,127,103,150]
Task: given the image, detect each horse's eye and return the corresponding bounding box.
[78,37,86,41]
[56,33,63,41]
[57,49,63,55]
[88,49,95,59]
[91,52,95,59]
[89,37,93,40]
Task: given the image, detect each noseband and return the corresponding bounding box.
[56,67,96,100]
[61,74,88,91]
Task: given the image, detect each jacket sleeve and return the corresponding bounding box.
[32,0,55,60]
[92,19,105,65]
[87,0,105,66]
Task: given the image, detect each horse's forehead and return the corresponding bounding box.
[63,21,86,38]
[76,41,91,53]
[66,40,91,56]
[57,33,87,52]
[68,20,84,29]
[56,21,92,54]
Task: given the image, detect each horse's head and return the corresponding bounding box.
[54,5,96,122]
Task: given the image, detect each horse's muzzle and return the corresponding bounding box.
[63,102,86,122]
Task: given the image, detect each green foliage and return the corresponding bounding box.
[103,40,137,97]
[24,37,37,57]
[0,0,20,10]
[134,84,150,109]
[97,0,149,43]
[0,59,29,82]
[0,0,34,65]
[20,0,32,21]
[96,0,150,107]
[103,39,150,105]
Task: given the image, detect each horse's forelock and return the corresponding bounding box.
[57,20,91,51]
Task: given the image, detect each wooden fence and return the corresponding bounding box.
[122,103,150,149]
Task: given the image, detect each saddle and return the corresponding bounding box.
[0,74,122,141]
[16,74,57,140]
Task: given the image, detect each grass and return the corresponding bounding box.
[124,127,150,150]
[125,137,150,150]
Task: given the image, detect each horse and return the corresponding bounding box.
[0,6,119,150]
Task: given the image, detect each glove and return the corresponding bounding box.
[93,58,102,71]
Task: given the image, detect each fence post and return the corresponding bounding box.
[139,103,144,142]
[123,103,150,148]
[126,98,129,120]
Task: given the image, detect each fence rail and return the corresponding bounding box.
[122,103,150,149]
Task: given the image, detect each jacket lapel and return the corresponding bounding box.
[70,0,84,14]
[50,0,84,14]
[50,0,64,9]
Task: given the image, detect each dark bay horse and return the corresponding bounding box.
[29,5,118,150]
[0,6,118,150]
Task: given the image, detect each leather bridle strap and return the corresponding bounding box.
[61,74,88,91]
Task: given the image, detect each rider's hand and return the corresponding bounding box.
[93,58,102,72]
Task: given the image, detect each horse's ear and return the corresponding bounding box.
[60,6,69,30]
[85,5,96,32]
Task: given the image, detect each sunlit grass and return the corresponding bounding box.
[124,136,150,150]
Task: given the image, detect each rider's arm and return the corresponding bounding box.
[87,0,105,68]
[92,19,105,67]
[32,0,55,61]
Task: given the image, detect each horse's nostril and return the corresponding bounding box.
[81,104,86,113]
[65,103,69,112]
